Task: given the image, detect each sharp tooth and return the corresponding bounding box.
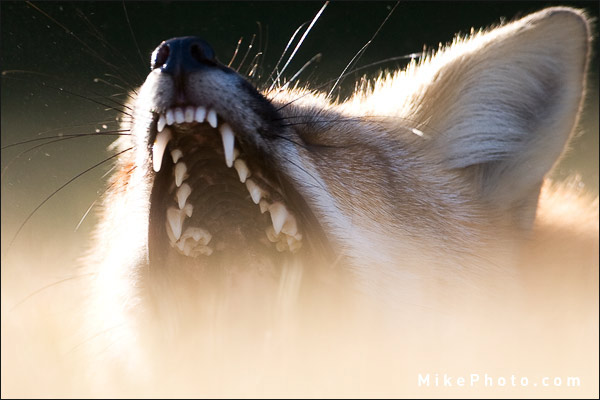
[269,202,288,235]
[166,109,175,125]
[275,240,288,252]
[166,207,186,240]
[157,114,166,132]
[171,149,183,163]
[286,235,296,247]
[281,214,298,236]
[174,162,187,187]
[183,203,193,217]
[265,226,280,242]
[181,227,212,245]
[166,220,177,244]
[152,127,172,172]
[176,183,192,209]
[198,246,213,256]
[195,106,206,123]
[176,238,187,252]
[288,238,302,253]
[207,108,218,128]
[219,123,236,168]
[233,159,250,182]
[259,199,270,214]
[175,107,185,124]
[183,240,193,257]
[184,106,194,123]
[245,179,263,204]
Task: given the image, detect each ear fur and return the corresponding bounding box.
[388,8,591,227]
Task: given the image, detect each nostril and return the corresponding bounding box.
[151,37,217,75]
[190,41,215,64]
[190,44,203,63]
[152,43,170,70]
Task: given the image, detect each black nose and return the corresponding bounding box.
[151,36,216,75]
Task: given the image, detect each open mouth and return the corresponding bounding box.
[150,105,303,259]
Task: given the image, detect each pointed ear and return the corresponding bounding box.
[417,8,591,227]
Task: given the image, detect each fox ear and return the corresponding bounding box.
[417,8,590,227]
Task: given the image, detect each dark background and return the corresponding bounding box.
[1,1,598,271]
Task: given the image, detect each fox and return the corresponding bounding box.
[1,4,598,398]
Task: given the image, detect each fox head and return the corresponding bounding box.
[101,7,590,307]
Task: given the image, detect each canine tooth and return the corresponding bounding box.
[166,109,175,125]
[195,106,206,123]
[152,127,172,172]
[245,179,263,204]
[176,183,192,209]
[259,199,270,214]
[181,227,212,245]
[166,220,177,244]
[184,106,195,123]
[167,207,186,240]
[174,162,188,187]
[265,226,280,243]
[175,107,185,124]
[219,123,236,168]
[269,202,288,235]
[281,214,298,236]
[207,108,218,128]
[233,159,250,182]
[157,114,166,132]
[183,203,193,217]
[171,149,183,163]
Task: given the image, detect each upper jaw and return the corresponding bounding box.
[148,103,304,259]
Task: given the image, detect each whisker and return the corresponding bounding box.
[1,119,119,139]
[25,2,139,85]
[68,324,126,355]
[245,51,263,78]
[74,164,132,232]
[1,131,130,151]
[252,21,265,79]
[236,33,256,73]
[3,147,134,257]
[1,132,129,181]
[121,0,147,73]
[258,24,269,81]
[327,1,399,99]
[265,21,309,88]
[74,8,143,83]
[279,53,322,91]
[2,73,133,116]
[9,273,94,312]
[274,52,422,112]
[228,37,244,68]
[94,75,138,98]
[269,1,329,92]
[2,137,98,179]
[278,154,327,194]
[1,70,135,108]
